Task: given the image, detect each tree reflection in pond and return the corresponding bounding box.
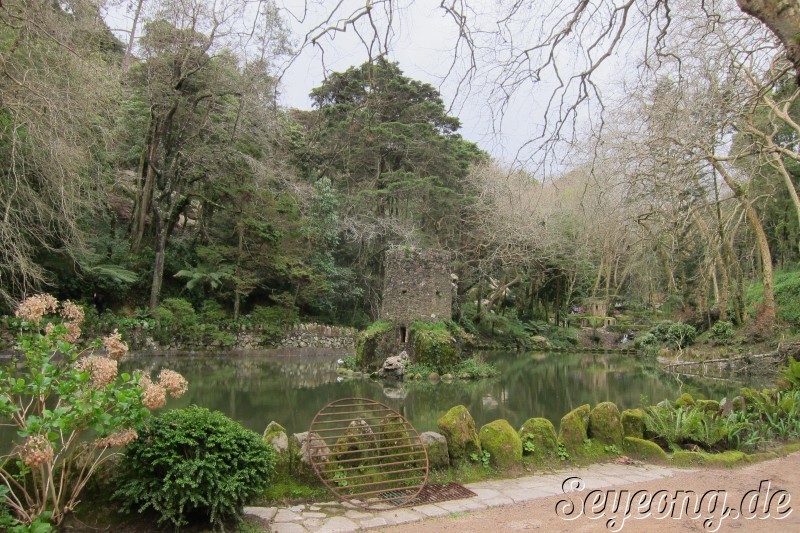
[115,351,756,436]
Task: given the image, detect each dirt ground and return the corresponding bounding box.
[378,452,800,533]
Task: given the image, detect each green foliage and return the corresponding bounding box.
[634,333,659,356]
[644,404,728,451]
[469,450,491,469]
[154,298,197,329]
[114,406,275,530]
[523,439,536,453]
[666,323,697,350]
[783,357,800,389]
[410,321,469,372]
[557,441,570,461]
[603,444,620,455]
[709,321,734,345]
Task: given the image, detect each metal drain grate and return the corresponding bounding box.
[382,482,477,507]
[308,398,429,510]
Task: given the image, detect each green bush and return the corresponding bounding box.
[709,321,734,345]
[783,357,800,389]
[154,298,197,329]
[648,320,675,342]
[114,406,275,530]
[635,332,659,356]
[666,322,697,350]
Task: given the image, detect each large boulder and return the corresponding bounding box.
[333,418,376,463]
[380,351,408,380]
[263,421,289,453]
[263,421,290,475]
[437,405,481,465]
[558,404,590,456]
[621,409,645,439]
[289,432,330,484]
[479,419,522,469]
[420,431,449,469]
[518,417,558,461]
[588,402,624,447]
[623,437,667,461]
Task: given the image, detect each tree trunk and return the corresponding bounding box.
[131,116,159,252]
[737,0,800,82]
[122,0,146,73]
[711,159,776,327]
[149,208,167,311]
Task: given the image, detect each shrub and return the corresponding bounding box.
[114,406,275,530]
[709,321,734,346]
[0,295,187,529]
[635,332,659,356]
[648,320,675,342]
[666,322,697,350]
[154,298,197,329]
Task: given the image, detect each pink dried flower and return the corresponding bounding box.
[62,320,82,343]
[21,435,54,468]
[95,428,138,448]
[15,294,58,324]
[76,356,118,389]
[102,329,128,359]
[158,369,188,398]
[59,300,85,324]
[139,376,166,410]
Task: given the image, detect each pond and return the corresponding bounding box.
[114,350,756,436]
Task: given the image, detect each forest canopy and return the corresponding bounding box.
[1,0,799,334]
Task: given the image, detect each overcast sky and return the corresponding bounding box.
[104,0,638,175]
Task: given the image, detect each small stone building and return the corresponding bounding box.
[380,246,453,346]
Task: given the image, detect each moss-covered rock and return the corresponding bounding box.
[334,418,376,463]
[420,431,449,469]
[263,421,289,453]
[518,418,558,461]
[675,393,695,408]
[623,437,667,461]
[671,450,750,467]
[748,451,780,463]
[410,321,463,370]
[377,415,409,457]
[437,405,481,465]
[558,404,590,456]
[263,421,290,475]
[621,409,645,439]
[288,432,329,484]
[355,321,396,371]
[588,402,624,447]
[696,400,720,414]
[479,419,522,469]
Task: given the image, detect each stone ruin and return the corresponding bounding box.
[380,246,453,348]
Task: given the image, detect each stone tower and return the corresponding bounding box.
[380,246,452,345]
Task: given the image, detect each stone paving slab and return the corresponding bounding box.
[243,461,676,531]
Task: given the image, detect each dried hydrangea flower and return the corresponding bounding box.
[15,294,58,324]
[102,329,128,359]
[76,356,118,389]
[95,428,138,448]
[21,435,54,468]
[62,320,82,343]
[59,300,85,324]
[139,375,167,410]
[158,369,188,398]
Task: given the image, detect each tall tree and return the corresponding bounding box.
[0,0,119,305]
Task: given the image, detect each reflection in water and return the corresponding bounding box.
[0,351,760,453]
[115,351,756,436]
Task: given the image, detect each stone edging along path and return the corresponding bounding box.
[243,461,674,533]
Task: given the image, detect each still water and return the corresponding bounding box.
[119,350,751,435]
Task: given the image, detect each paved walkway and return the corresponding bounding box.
[243,462,675,532]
